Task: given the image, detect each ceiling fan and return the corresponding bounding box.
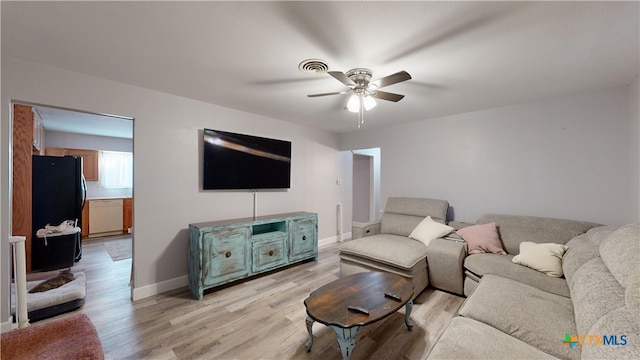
[307,68,412,128]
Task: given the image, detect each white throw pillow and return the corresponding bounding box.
[512,242,568,277]
[408,216,454,246]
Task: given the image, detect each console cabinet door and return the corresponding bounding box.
[201,226,251,287]
[289,217,317,262]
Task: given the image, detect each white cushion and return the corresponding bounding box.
[408,216,454,246]
[512,242,568,277]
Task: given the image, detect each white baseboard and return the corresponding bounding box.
[1,318,16,333]
[131,235,350,301]
[131,275,188,301]
[318,233,351,247]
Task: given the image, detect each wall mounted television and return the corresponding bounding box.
[203,129,291,190]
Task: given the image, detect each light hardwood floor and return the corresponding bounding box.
[34,239,464,360]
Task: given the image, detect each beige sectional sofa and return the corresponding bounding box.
[428,222,640,359]
[340,196,639,359]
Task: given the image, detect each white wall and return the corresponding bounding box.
[629,76,640,222]
[340,85,636,226]
[1,56,347,324]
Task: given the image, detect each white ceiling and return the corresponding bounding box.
[2,1,638,134]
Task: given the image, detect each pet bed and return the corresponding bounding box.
[11,272,86,322]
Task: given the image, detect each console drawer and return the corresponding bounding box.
[252,235,287,272]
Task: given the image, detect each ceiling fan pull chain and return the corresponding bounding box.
[358,95,365,128]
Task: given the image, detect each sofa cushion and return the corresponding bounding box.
[562,233,600,285]
[384,197,448,220]
[599,223,639,289]
[380,197,448,236]
[477,214,601,255]
[464,253,570,297]
[627,266,640,317]
[569,257,626,335]
[408,216,454,246]
[512,242,568,277]
[426,316,558,360]
[380,213,427,237]
[582,307,640,360]
[585,225,616,246]
[456,222,506,255]
[459,274,578,360]
[339,234,428,270]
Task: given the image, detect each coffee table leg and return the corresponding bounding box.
[331,325,360,360]
[405,300,413,331]
[305,316,314,351]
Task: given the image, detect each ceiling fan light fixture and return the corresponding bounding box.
[347,94,360,113]
[347,94,377,113]
[363,95,377,111]
[307,67,411,128]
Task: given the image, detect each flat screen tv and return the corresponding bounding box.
[203,129,291,190]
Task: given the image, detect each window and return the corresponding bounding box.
[99,150,133,189]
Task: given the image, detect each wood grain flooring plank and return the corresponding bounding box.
[25,237,464,359]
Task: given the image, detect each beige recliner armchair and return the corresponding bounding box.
[339,197,467,297]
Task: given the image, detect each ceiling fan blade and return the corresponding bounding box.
[328,71,356,86]
[370,71,412,89]
[307,91,349,98]
[371,90,405,102]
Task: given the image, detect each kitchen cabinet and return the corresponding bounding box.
[45,147,99,181]
[81,203,89,238]
[123,198,133,233]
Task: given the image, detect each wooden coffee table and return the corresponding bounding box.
[304,271,414,360]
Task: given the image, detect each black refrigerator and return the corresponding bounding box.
[32,155,87,270]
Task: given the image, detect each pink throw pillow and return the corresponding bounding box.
[457,222,507,255]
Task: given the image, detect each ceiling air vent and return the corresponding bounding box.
[298,59,329,75]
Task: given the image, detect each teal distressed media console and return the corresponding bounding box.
[188,212,318,299]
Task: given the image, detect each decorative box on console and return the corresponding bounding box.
[188,212,318,299]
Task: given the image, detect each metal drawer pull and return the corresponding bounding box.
[269,250,274,256]
[225,251,232,258]
[302,236,307,241]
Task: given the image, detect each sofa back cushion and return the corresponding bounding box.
[380,197,448,237]
[599,223,639,289]
[562,226,613,285]
[582,267,639,359]
[570,257,626,335]
[568,223,639,353]
[563,234,598,287]
[476,214,601,255]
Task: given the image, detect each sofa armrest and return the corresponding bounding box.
[426,238,467,295]
[351,222,381,240]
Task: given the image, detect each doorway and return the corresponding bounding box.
[9,100,134,304]
[352,148,381,227]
